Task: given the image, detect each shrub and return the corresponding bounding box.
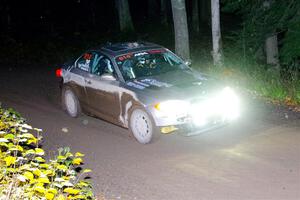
[194,43,300,106]
[0,106,94,200]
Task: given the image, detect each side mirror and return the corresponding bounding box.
[100,73,117,81]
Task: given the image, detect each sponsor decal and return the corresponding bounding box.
[148,49,166,54]
[127,82,145,90]
[77,53,93,72]
[78,63,89,72]
[78,59,90,72]
[83,53,92,60]
[134,52,148,57]
[117,53,133,61]
[134,80,150,87]
[126,79,172,90]
[140,78,172,88]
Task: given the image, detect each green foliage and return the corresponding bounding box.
[0,106,94,200]
[203,49,300,105]
[223,0,300,68]
[219,0,300,106]
[281,23,300,64]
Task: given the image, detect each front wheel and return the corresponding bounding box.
[129,108,158,144]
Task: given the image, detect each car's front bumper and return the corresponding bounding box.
[150,108,229,126]
[175,120,228,136]
[148,104,236,135]
[154,114,228,135]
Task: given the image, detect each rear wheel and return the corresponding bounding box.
[129,108,158,144]
[62,87,81,118]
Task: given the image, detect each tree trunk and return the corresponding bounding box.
[171,0,190,60]
[263,0,279,67]
[265,34,279,65]
[115,0,134,32]
[211,0,222,66]
[192,0,200,33]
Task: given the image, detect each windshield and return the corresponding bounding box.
[115,49,187,81]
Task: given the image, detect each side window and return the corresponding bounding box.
[76,52,93,72]
[91,54,116,77]
[90,53,103,75]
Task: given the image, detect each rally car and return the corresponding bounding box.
[56,42,240,144]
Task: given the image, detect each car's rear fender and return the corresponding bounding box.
[62,81,89,111]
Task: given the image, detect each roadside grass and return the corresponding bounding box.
[0,106,94,199]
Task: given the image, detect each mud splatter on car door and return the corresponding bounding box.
[85,75,120,124]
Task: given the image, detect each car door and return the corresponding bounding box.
[84,52,121,124]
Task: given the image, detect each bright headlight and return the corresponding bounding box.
[218,87,240,120]
[190,87,240,126]
[155,100,190,117]
[153,87,240,125]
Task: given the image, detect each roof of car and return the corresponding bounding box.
[99,42,164,56]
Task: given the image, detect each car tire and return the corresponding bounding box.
[62,86,81,118]
[129,107,159,144]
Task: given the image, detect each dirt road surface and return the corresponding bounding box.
[1,66,299,200]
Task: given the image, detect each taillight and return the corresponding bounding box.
[56,68,63,77]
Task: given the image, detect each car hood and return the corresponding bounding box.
[124,69,222,104]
